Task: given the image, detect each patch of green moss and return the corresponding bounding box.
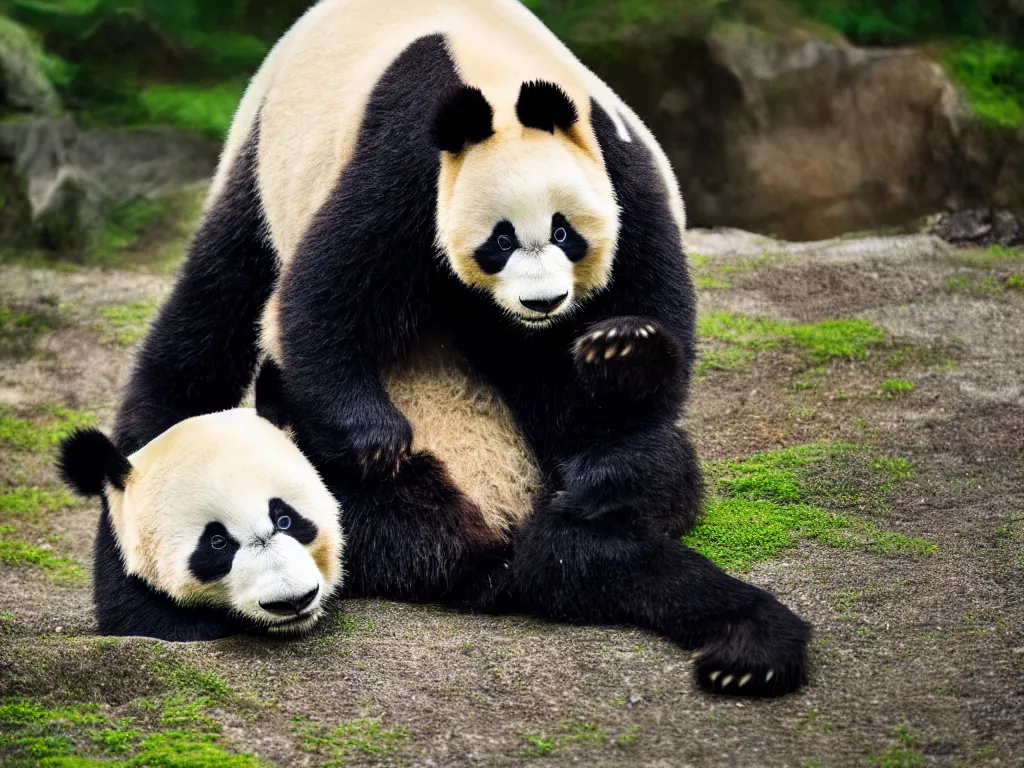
[140,82,246,139]
[124,731,267,768]
[0,301,62,359]
[0,487,75,518]
[683,443,935,570]
[518,719,641,757]
[697,313,887,369]
[295,717,409,764]
[695,347,755,375]
[945,274,1005,296]
[948,244,1024,269]
[868,724,926,768]
[0,406,95,452]
[96,300,159,346]
[1007,273,1024,291]
[0,525,81,578]
[880,378,914,396]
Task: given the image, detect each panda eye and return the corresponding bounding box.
[553,227,567,244]
[210,535,227,550]
[276,515,292,531]
[497,234,513,251]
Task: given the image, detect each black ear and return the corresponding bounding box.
[254,358,291,430]
[516,81,579,134]
[58,428,132,496]
[431,85,495,154]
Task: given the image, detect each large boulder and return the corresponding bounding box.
[579,25,1023,241]
[0,15,61,116]
[0,117,219,250]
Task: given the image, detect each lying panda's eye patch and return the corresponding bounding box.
[473,221,518,275]
[269,498,317,545]
[551,213,587,262]
[189,522,239,583]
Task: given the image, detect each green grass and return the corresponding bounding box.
[868,724,927,768]
[0,487,75,518]
[945,40,1024,129]
[0,302,61,359]
[97,300,159,346]
[0,525,81,577]
[518,719,641,756]
[682,443,935,570]
[1007,273,1024,291]
[947,244,1024,270]
[880,378,914,396]
[294,717,409,764]
[697,313,887,373]
[944,274,1005,296]
[0,406,95,452]
[140,81,246,139]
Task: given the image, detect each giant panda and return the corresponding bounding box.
[59,365,344,641]
[113,0,810,696]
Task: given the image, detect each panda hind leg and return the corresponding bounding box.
[509,508,810,698]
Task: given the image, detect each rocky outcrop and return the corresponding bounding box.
[0,117,218,250]
[580,25,1024,241]
[0,16,61,117]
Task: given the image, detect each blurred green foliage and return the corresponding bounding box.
[0,0,1021,135]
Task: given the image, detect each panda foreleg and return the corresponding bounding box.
[509,509,811,697]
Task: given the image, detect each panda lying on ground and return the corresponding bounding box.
[59,364,344,641]
[107,0,810,696]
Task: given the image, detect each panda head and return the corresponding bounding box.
[432,80,619,327]
[57,365,343,636]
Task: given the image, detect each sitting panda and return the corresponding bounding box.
[112,0,810,696]
[59,364,344,641]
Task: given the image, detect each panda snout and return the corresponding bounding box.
[259,584,320,616]
[520,293,567,315]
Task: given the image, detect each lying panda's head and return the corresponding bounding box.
[58,368,343,636]
[433,80,619,327]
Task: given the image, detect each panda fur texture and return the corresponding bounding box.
[113,0,810,696]
[60,364,344,641]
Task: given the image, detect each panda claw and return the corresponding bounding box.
[721,674,734,688]
[621,344,633,357]
[604,345,618,360]
[739,673,752,688]
[585,349,597,364]
[765,670,774,682]
[709,670,721,683]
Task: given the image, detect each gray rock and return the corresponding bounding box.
[0,16,61,116]
[579,25,1023,242]
[0,116,219,249]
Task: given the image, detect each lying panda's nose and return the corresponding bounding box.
[260,584,320,615]
[520,293,567,314]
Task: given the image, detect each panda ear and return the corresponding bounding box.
[254,358,291,431]
[516,81,579,134]
[431,85,495,154]
[58,428,132,496]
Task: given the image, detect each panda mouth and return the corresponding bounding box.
[264,609,321,634]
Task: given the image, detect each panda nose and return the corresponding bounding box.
[520,293,568,314]
[260,585,319,615]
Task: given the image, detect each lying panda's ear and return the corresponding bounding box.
[516,80,579,134]
[431,85,494,154]
[254,358,291,431]
[58,428,132,496]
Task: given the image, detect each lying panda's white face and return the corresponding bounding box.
[435,86,619,328]
[111,409,344,635]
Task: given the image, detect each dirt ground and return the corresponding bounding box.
[1,228,1022,767]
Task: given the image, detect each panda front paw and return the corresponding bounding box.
[572,316,679,400]
[347,408,413,480]
[694,599,810,698]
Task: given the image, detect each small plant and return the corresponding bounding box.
[880,378,914,396]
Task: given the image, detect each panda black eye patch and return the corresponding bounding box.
[551,213,587,262]
[188,522,239,583]
[473,220,518,274]
[269,498,318,545]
